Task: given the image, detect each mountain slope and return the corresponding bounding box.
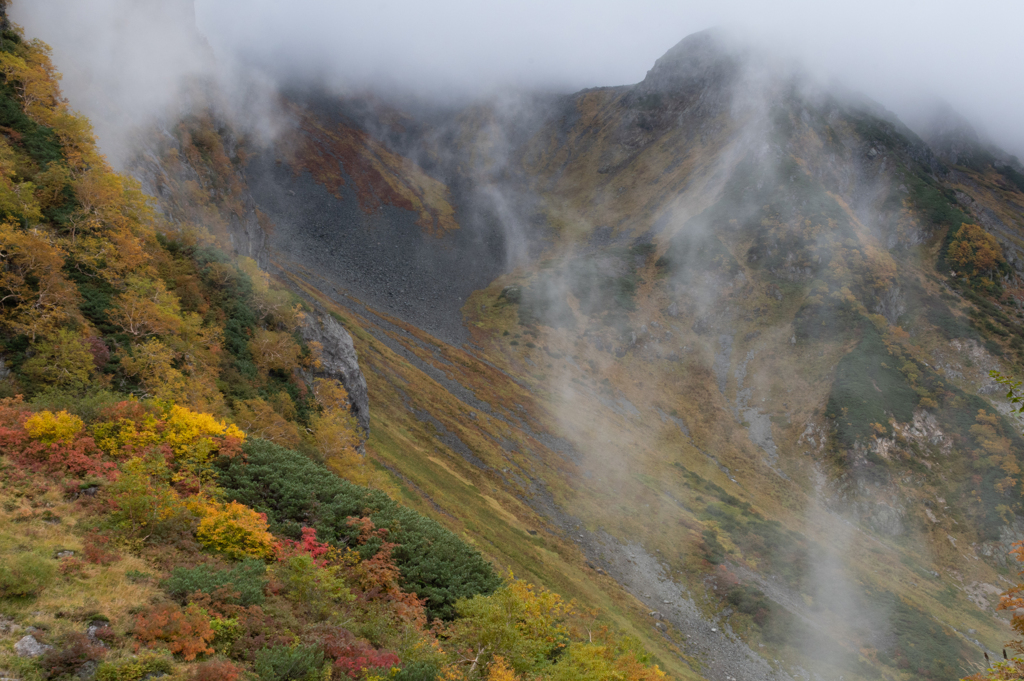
[211,29,1024,681]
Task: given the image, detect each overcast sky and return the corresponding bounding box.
[10,0,1024,159]
[192,0,1024,157]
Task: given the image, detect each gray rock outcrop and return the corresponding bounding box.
[298,310,369,435]
[15,634,51,658]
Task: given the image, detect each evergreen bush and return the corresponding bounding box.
[162,560,268,606]
[216,439,501,619]
[253,645,324,681]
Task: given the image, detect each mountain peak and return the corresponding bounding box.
[635,28,744,97]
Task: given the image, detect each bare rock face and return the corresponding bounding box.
[129,121,269,270]
[298,310,370,435]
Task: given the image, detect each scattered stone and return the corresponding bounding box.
[14,634,51,658]
[54,550,75,559]
[0,617,22,636]
[498,286,522,304]
[77,659,99,679]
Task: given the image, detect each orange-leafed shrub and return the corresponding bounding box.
[82,532,120,566]
[948,222,1004,279]
[133,602,214,661]
[196,501,276,561]
[188,658,243,681]
[346,518,427,627]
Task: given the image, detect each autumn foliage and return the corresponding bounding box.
[948,222,1005,281]
[196,501,276,561]
[133,602,216,661]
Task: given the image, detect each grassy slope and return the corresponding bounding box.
[276,261,704,679]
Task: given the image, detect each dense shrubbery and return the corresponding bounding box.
[253,645,325,681]
[133,602,216,661]
[217,438,502,620]
[163,561,268,607]
[40,633,106,679]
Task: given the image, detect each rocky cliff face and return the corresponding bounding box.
[129,110,269,269]
[298,309,370,435]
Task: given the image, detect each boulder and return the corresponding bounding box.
[14,634,51,658]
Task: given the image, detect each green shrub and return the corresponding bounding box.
[94,654,173,681]
[903,168,969,231]
[394,661,439,680]
[922,297,979,341]
[701,528,725,564]
[253,645,324,681]
[216,439,501,620]
[0,553,55,598]
[997,164,1024,193]
[0,86,63,168]
[273,554,352,619]
[873,592,969,681]
[161,560,267,607]
[726,585,772,626]
[29,388,125,423]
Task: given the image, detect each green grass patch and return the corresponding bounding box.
[826,322,918,447]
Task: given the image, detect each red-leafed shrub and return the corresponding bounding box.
[277,526,333,565]
[86,337,110,369]
[133,602,214,661]
[188,658,243,681]
[0,405,117,480]
[39,633,105,679]
[229,607,293,662]
[82,533,120,566]
[58,555,87,577]
[97,399,157,424]
[92,626,116,644]
[317,627,401,679]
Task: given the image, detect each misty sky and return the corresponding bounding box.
[9,0,1024,159]
[194,0,1024,157]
